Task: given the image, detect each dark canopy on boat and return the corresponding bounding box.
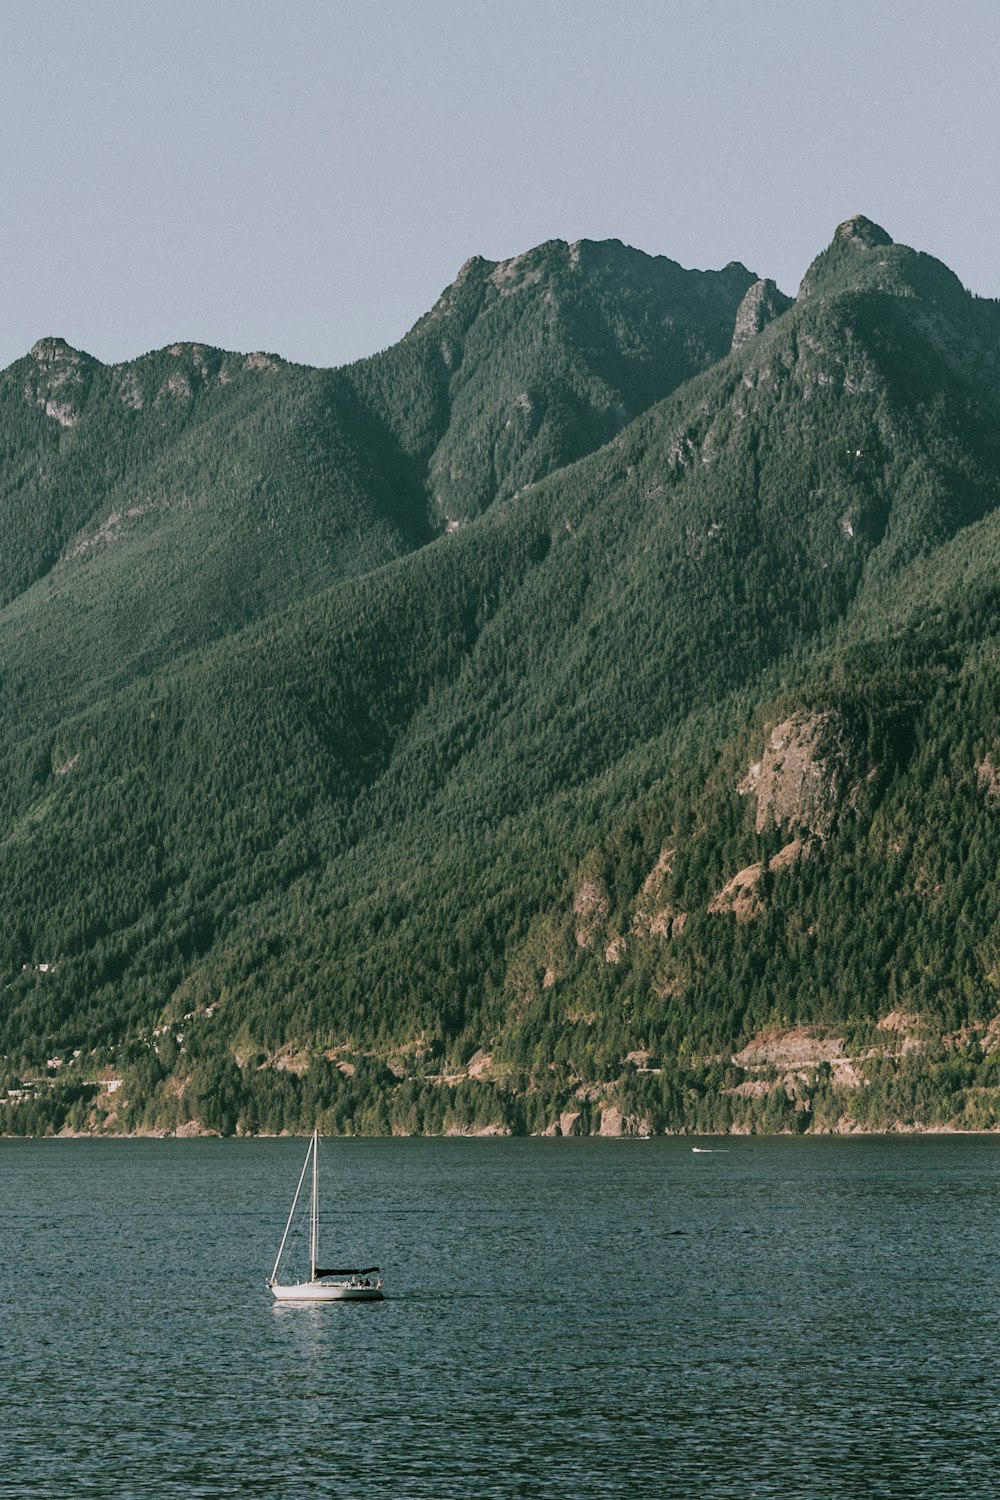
[314,1266,380,1278]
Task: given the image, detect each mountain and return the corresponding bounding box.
[4,217,1000,1138]
[0,240,752,737]
[350,238,755,525]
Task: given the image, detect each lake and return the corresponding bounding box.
[5,1135,1000,1498]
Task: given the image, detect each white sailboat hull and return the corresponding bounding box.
[269,1130,384,1302]
[271,1280,384,1302]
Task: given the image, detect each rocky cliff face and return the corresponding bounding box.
[731,278,793,351]
[738,711,869,837]
[23,337,97,428]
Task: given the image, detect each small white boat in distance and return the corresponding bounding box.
[268,1129,384,1302]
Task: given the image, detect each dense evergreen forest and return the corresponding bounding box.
[4,216,1000,1137]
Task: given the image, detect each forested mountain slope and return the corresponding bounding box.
[0,239,751,735]
[4,216,1000,1138]
[343,238,756,524]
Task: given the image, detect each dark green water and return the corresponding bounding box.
[5,1135,1000,1498]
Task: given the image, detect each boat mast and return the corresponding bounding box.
[269,1136,313,1286]
[310,1128,319,1281]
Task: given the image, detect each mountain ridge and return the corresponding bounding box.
[4,216,1000,1138]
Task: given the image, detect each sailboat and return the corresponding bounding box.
[268,1129,384,1301]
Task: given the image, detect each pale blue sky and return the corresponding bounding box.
[1,0,996,371]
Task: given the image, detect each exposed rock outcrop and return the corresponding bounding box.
[834,214,895,251]
[731,278,793,351]
[632,847,688,940]
[977,754,1000,802]
[574,876,610,949]
[733,1026,850,1072]
[23,337,96,427]
[708,838,813,922]
[597,1104,651,1137]
[738,712,867,837]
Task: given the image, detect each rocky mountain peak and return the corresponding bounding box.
[797,213,897,299]
[797,214,977,340]
[30,336,90,366]
[796,214,967,307]
[834,214,894,250]
[23,338,96,427]
[731,278,794,351]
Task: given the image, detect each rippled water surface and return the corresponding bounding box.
[6,1135,1000,1498]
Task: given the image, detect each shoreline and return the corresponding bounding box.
[6,1122,1000,1142]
